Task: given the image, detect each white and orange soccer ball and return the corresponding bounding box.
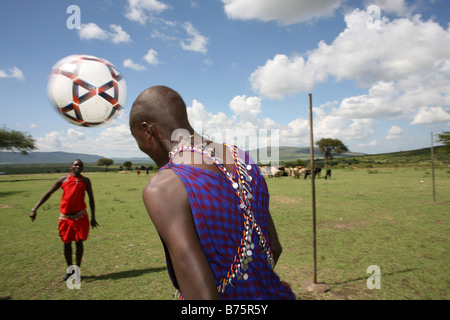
[47,54,127,127]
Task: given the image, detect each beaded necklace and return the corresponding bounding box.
[168,141,274,296]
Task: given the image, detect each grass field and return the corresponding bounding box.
[0,167,449,300]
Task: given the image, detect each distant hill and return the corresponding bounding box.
[0,147,363,165]
[1,146,446,165]
[253,146,365,162]
[0,151,105,164]
[348,145,448,163]
[0,151,154,165]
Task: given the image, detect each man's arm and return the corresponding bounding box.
[267,212,283,267]
[142,169,219,299]
[83,177,98,228]
[29,176,65,221]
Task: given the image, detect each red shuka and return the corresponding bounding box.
[58,174,90,243]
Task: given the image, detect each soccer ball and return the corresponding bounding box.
[47,54,127,127]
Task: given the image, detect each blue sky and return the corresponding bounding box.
[1,0,449,158]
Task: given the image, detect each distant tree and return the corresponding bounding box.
[437,131,450,154]
[123,161,133,170]
[295,159,306,167]
[0,127,37,154]
[316,138,349,168]
[97,158,114,171]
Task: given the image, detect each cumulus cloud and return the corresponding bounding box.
[123,58,146,71]
[250,54,325,99]
[37,131,64,150]
[143,49,161,65]
[36,124,139,157]
[125,0,169,24]
[229,95,262,122]
[67,128,85,141]
[222,0,344,25]
[252,9,450,97]
[149,19,209,54]
[78,23,132,44]
[411,107,450,125]
[0,66,25,81]
[109,24,132,44]
[385,125,404,140]
[184,96,378,151]
[366,0,411,17]
[250,8,450,129]
[180,22,208,54]
[358,139,378,147]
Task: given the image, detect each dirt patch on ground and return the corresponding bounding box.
[0,204,13,209]
[270,196,298,204]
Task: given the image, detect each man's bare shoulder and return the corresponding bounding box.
[143,168,187,207]
[57,175,69,184]
[145,168,181,192]
[142,168,190,229]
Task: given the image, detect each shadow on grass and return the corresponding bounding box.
[82,266,167,283]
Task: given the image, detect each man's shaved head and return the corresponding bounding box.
[129,86,195,165]
[129,86,190,132]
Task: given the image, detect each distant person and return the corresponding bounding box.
[29,159,98,281]
[129,85,295,300]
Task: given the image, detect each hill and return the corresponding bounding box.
[0,151,155,165]
[1,146,447,166]
[276,146,365,161]
[0,151,104,164]
[347,145,449,164]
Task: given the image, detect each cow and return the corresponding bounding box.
[303,167,322,179]
[324,168,332,180]
[259,166,283,178]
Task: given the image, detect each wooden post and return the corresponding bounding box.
[308,93,317,284]
[431,132,436,202]
[301,93,330,293]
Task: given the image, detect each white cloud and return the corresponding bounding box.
[366,0,411,17]
[251,9,450,99]
[411,106,450,125]
[37,131,64,150]
[123,58,146,71]
[78,23,109,41]
[78,23,132,44]
[0,66,25,81]
[184,96,379,151]
[250,8,450,128]
[249,54,325,99]
[180,22,208,54]
[385,125,403,140]
[36,125,139,157]
[67,128,85,141]
[143,49,161,66]
[358,139,378,147]
[222,0,344,25]
[125,0,170,25]
[109,24,132,44]
[229,95,261,122]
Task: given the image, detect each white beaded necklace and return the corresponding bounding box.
[168,140,274,296]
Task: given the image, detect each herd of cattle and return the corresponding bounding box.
[259,166,332,180]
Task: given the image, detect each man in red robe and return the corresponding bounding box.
[29,159,98,280]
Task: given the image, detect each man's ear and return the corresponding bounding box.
[141,122,153,139]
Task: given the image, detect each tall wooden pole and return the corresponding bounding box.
[308,93,317,284]
[431,132,436,202]
[301,93,330,293]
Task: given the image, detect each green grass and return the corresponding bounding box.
[0,167,449,300]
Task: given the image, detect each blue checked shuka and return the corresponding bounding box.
[160,147,295,300]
